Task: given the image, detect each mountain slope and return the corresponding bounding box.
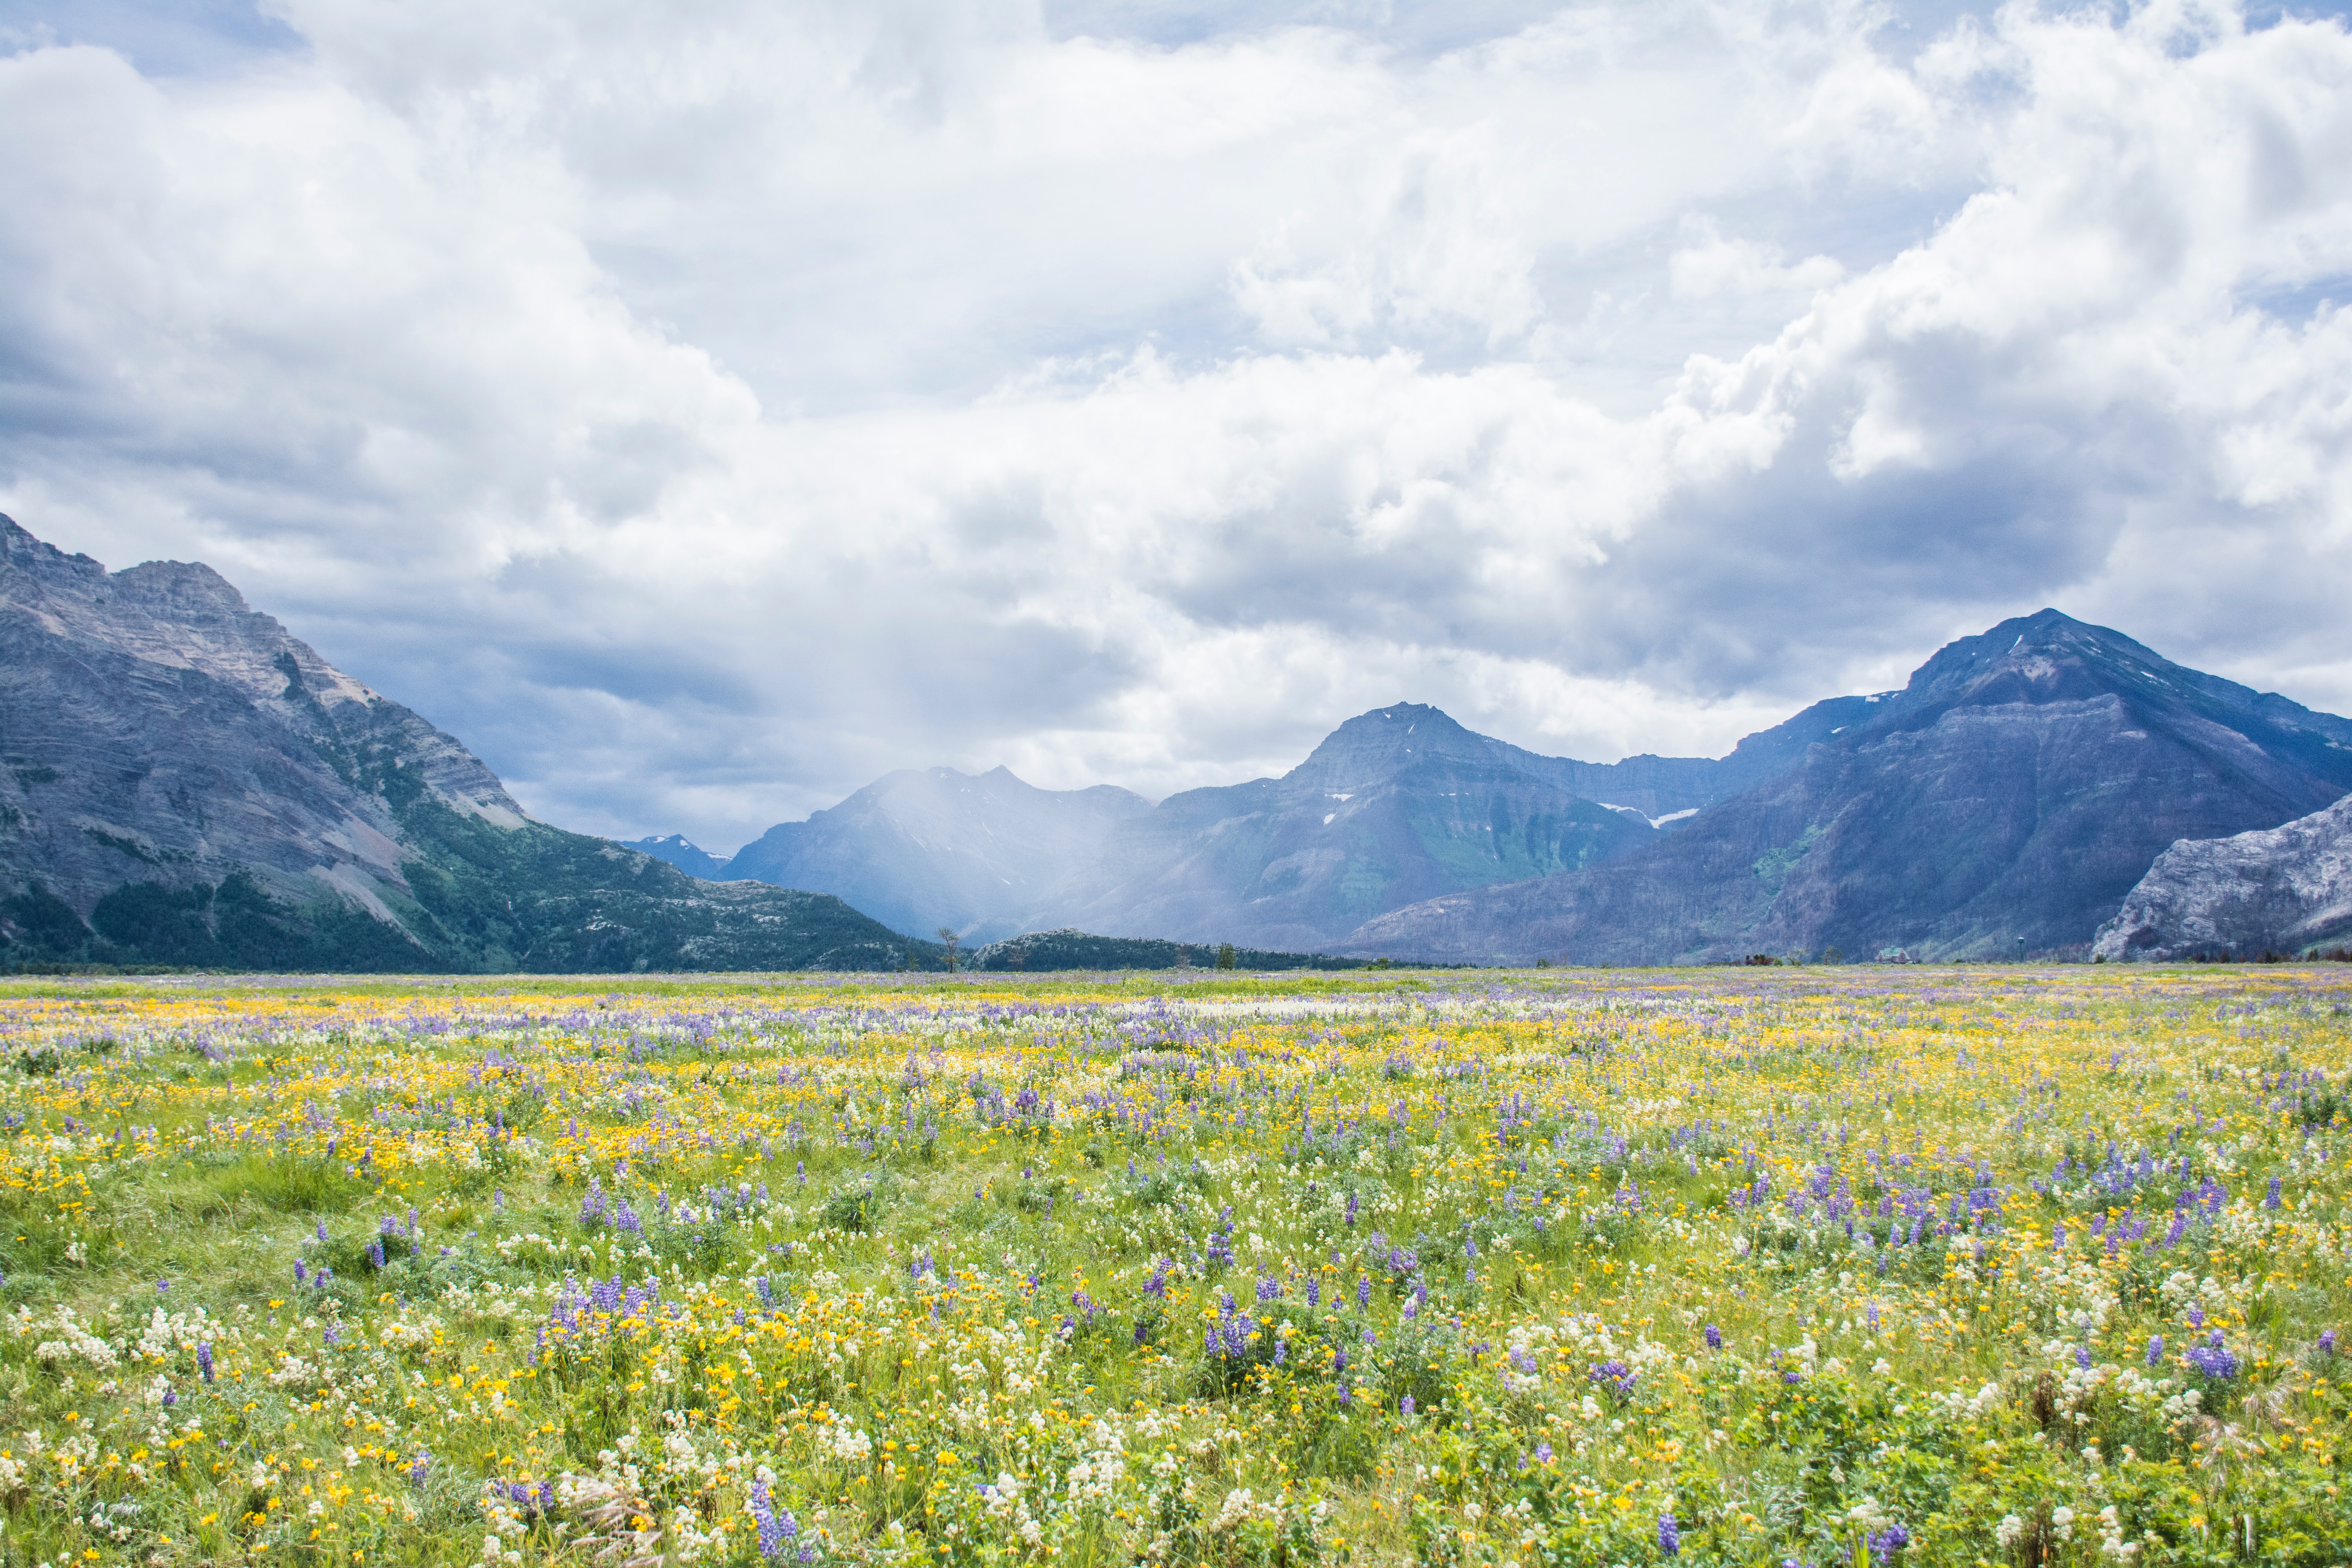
[724,766,1151,941]
[1348,611,2352,964]
[1026,704,1659,950]
[0,514,924,972]
[2093,794,2352,960]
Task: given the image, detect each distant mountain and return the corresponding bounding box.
[693,696,1899,953]
[623,834,733,880]
[0,515,931,972]
[2094,794,2352,960]
[965,928,1372,972]
[1024,704,1658,951]
[1540,693,1895,821]
[1021,695,1921,951]
[1348,610,2352,964]
[722,766,1151,941]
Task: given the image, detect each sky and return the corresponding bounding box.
[2,0,2350,853]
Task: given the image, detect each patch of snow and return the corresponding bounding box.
[1323,813,1336,825]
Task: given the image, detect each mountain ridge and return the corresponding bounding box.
[691,694,1899,949]
[0,514,934,972]
[1345,610,2352,963]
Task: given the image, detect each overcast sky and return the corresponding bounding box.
[4,0,2350,852]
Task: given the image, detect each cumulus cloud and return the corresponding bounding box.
[1,0,2349,850]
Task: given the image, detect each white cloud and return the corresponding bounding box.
[2,0,2350,852]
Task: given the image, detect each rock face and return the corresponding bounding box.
[2094,795,2352,960]
[723,766,1152,942]
[1347,611,2352,964]
[0,514,922,971]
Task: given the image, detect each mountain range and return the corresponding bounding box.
[0,515,929,972]
[653,695,1889,952]
[1347,611,2352,962]
[8,511,2348,971]
[666,613,2352,964]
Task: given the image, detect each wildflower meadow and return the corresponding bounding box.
[0,964,2345,1567]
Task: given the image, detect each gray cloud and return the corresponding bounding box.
[2,0,2350,854]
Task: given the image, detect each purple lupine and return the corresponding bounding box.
[1704,1323,1722,1351]
[1399,1394,1415,1416]
[749,1482,793,1560]
[197,1341,214,1383]
[1534,1442,1553,1463]
[293,1260,308,1286]
[2321,1329,2338,1356]
[1659,1513,1681,1557]
[1357,1276,1371,1309]
[2185,1331,2239,1380]
[370,1238,387,1270]
[408,1451,433,1485]
[1868,1524,1909,1565]
[2074,1346,2092,1370]
[2265,1175,2282,1209]
[2146,1334,2164,1367]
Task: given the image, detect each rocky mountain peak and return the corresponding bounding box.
[0,512,102,582]
[1896,609,2163,711]
[109,557,253,619]
[1287,702,1498,790]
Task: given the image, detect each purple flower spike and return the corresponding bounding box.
[1659,1512,1681,1557]
[1704,1323,1722,1351]
[2146,1334,2163,1367]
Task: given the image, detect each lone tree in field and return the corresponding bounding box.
[937,926,961,973]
